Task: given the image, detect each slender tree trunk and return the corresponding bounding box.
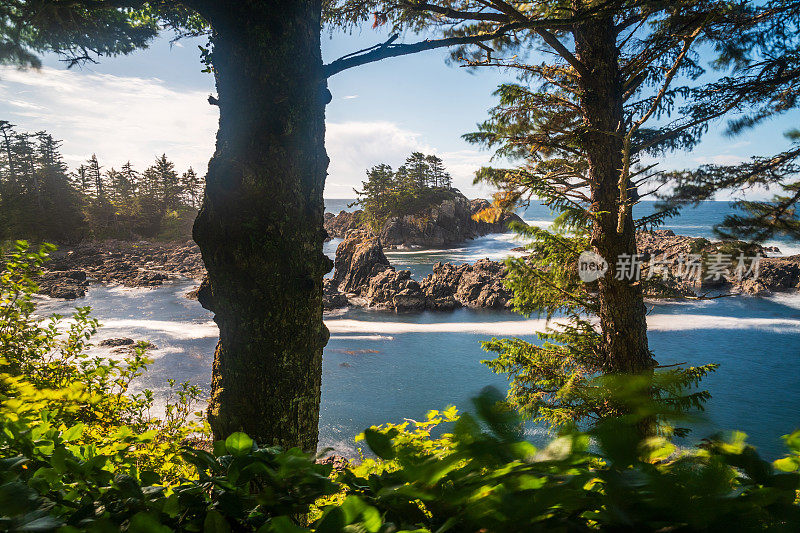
[192,0,332,451]
[573,17,655,376]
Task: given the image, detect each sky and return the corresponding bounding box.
[0,24,797,200]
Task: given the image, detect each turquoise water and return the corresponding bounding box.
[34,200,800,459]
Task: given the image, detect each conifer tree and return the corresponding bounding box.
[330,0,775,430]
[181,167,203,209]
[5,0,524,450]
[85,155,103,200]
[426,154,450,189]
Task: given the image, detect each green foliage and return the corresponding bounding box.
[334,387,800,532]
[353,152,453,231]
[657,2,800,243]
[0,1,159,69]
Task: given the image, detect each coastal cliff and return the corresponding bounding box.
[324,191,525,248]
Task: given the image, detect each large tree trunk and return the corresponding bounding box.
[192,0,331,451]
[573,16,655,376]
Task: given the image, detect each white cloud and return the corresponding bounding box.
[342,94,359,100]
[0,66,218,173]
[0,66,496,199]
[324,121,433,197]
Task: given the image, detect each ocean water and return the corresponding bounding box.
[33,200,800,459]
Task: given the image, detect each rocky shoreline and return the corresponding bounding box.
[33,230,800,305]
[37,240,204,299]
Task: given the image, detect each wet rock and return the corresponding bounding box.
[636,230,798,296]
[37,270,89,299]
[325,232,512,311]
[317,454,352,471]
[323,278,349,310]
[40,240,206,298]
[99,337,135,347]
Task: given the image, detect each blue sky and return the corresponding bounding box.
[0,24,796,199]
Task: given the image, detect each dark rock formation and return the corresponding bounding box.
[635,230,798,296]
[37,270,89,299]
[324,232,512,311]
[323,191,525,248]
[323,278,349,309]
[332,231,391,294]
[99,337,135,347]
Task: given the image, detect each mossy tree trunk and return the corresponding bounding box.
[192,0,332,451]
[574,16,655,377]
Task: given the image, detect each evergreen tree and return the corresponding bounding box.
[71,164,90,197]
[34,132,83,240]
[354,163,396,229]
[331,0,772,430]
[151,154,180,211]
[404,151,430,189]
[85,154,104,200]
[181,167,203,209]
[426,154,450,189]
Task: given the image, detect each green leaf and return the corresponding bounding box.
[774,457,799,473]
[128,512,171,533]
[340,496,382,531]
[61,422,84,442]
[213,439,228,457]
[314,507,345,533]
[204,510,232,533]
[262,515,309,533]
[225,432,254,456]
[363,428,395,460]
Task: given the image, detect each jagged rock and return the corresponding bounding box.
[746,256,800,294]
[631,230,799,296]
[332,231,391,294]
[37,270,89,299]
[323,278,349,309]
[420,259,512,309]
[317,454,351,471]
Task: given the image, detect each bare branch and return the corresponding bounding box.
[324,23,520,77]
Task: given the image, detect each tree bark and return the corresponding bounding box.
[573,16,655,376]
[192,0,331,451]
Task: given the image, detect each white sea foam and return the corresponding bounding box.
[764,292,800,311]
[97,319,219,339]
[523,219,554,228]
[326,318,553,336]
[329,334,395,341]
[646,314,800,333]
[325,313,800,337]
[764,240,800,257]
